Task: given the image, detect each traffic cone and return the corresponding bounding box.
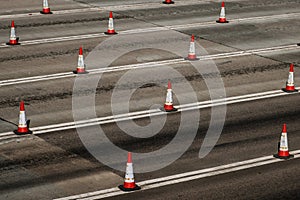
[163,80,177,112]
[105,11,117,35]
[185,34,199,61]
[216,2,229,23]
[118,152,141,191]
[163,0,174,4]
[282,63,298,93]
[6,21,20,45]
[73,47,88,74]
[274,124,294,159]
[40,0,52,14]
[14,101,32,135]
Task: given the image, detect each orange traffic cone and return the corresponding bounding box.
[282,63,298,93]
[73,47,88,74]
[40,0,52,14]
[118,152,141,191]
[274,124,294,159]
[163,0,174,4]
[105,11,117,35]
[6,21,20,45]
[163,80,177,112]
[14,101,32,135]
[185,34,199,61]
[216,2,229,23]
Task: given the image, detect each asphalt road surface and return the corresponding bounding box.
[0,0,299,199]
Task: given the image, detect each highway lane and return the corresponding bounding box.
[0,93,299,199]
[0,28,298,80]
[0,11,299,46]
[0,44,298,85]
[0,87,298,145]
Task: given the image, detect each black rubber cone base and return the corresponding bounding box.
[163,1,174,4]
[160,107,178,112]
[104,32,118,35]
[118,184,141,192]
[216,20,229,23]
[273,154,294,160]
[282,88,298,93]
[297,43,300,46]
[73,70,89,74]
[14,130,33,135]
[6,42,20,45]
[6,37,20,45]
[184,57,199,61]
[40,11,53,14]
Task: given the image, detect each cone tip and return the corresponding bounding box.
[20,101,25,111]
[191,34,194,42]
[127,152,132,163]
[289,63,294,72]
[282,123,287,133]
[79,47,83,55]
[222,1,225,7]
[109,11,113,18]
[11,20,15,27]
[168,80,172,89]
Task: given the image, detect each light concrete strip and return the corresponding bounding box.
[166,12,300,29]
[0,88,298,145]
[0,44,298,87]
[0,0,215,20]
[101,0,211,12]
[0,12,299,48]
[54,150,300,200]
[0,8,103,20]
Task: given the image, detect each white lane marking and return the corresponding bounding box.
[0,87,298,144]
[0,44,298,87]
[54,150,300,200]
[0,12,299,48]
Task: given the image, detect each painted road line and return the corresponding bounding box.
[1,12,299,48]
[54,150,300,200]
[0,44,298,87]
[0,87,298,145]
